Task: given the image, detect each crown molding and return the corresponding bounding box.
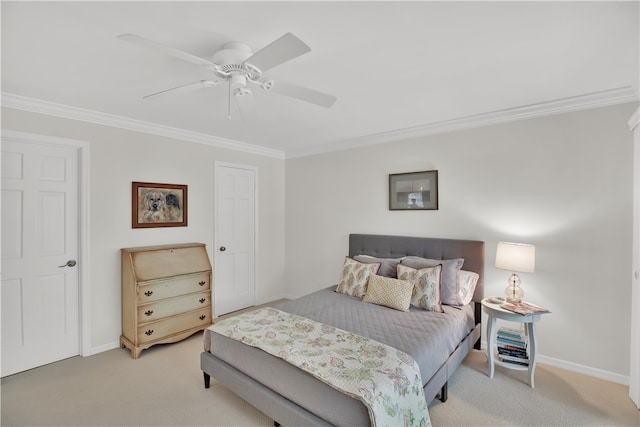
[3,87,637,160]
[1,92,285,160]
[286,86,639,158]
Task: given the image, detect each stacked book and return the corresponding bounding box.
[497,326,529,366]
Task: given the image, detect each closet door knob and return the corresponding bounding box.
[58,259,77,268]
[219,246,226,252]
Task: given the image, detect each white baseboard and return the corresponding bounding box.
[480,339,629,386]
[537,354,629,386]
[255,293,297,305]
[82,340,120,357]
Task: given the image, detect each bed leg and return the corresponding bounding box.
[474,302,482,350]
[438,382,448,402]
[203,372,210,389]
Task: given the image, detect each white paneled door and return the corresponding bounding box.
[1,139,80,376]
[215,163,256,316]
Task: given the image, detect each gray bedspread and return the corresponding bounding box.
[205,286,475,425]
[275,286,475,383]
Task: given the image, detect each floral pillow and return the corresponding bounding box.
[401,256,464,306]
[335,257,381,298]
[397,264,443,312]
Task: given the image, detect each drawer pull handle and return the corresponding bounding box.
[144,310,154,316]
[145,329,154,336]
[199,315,206,320]
[199,298,206,304]
[144,290,153,297]
[198,281,206,286]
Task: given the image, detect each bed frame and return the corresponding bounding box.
[201,234,484,426]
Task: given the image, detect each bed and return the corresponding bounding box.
[201,234,484,426]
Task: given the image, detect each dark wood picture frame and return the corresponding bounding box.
[389,170,439,210]
[132,182,188,228]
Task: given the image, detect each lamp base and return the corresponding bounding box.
[505,273,524,304]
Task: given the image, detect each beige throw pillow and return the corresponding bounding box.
[363,275,414,311]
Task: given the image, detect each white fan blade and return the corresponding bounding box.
[143,80,214,100]
[244,33,311,72]
[118,34,214,67]
[271,81,337,108]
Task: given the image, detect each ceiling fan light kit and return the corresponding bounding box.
[118,32,336,118]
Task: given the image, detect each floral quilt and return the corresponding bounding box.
[209,307,431,427]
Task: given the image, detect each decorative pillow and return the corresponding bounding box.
[354,255,404,278]
[457,270,480,306]
[335,257,381,298]
[397,264,443,312]
[363,275,414,311]
[401,256,464,306]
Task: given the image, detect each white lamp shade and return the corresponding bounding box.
[495,242,535,273]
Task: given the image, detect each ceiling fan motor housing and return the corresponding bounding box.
[211,42,252,64]
[211,42,262,83]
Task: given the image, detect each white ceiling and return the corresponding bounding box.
[2,1,638,158]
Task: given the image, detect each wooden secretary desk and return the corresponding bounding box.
[120,243,213,359]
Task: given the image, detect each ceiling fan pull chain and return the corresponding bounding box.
[227,80,232,120]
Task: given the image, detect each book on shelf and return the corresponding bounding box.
[499,355,529,366]
[496,337,527,349]
[496,326,528,348]
[500,301,550,316]
[495,325,529,366]
[496,326,525,340]
[498,345,527,358]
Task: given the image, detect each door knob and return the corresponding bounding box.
[58,259,77,268]
[219,246,226,252]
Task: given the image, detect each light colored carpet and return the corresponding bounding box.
[2,314,638,426]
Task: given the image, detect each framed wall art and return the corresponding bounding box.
[389,170,438,210]
[132,182,188,228]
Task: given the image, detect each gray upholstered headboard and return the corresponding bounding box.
[348,234,485,303]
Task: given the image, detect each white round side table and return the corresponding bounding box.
[481,298,549,388]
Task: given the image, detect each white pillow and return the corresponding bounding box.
[457,270,480,306]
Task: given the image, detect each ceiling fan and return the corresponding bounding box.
[118,32,337,118]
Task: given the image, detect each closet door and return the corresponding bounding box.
[2,138,80,376]
[215,162,257,316]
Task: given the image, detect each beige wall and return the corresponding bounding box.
[1,107,286,351]
[3,101,637,380]
[285,102,637,378]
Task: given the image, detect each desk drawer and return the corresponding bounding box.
[137,307,211,344]
[138,273,210,302]
[138,291,211,322]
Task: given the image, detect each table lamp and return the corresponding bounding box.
[495,242,535,303]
